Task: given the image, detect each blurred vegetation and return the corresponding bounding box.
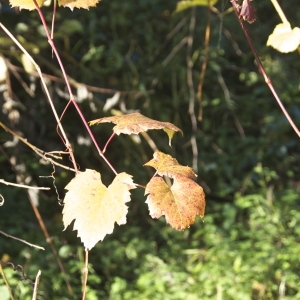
[0,0,300,299]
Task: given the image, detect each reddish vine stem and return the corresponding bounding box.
[33,1,118,174]
[102,133,116,153]
[33,1,78,173]
[230,0,300,138]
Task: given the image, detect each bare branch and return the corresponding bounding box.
[0,230,45,250]
[0,179,50,190]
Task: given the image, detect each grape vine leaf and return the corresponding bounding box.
[145,176,205,230]
[144,151,196,179]
[9,0,99,10]
[144,152,205,230]
[89,112,182,146]
[9,0,45,10]
[267,23,300,53]
[58,0,100,10]
[62,169,136,250]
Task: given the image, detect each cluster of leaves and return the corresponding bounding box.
[0,0,300,299]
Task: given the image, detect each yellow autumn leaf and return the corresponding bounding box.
[145,175,205,230]
[176,0,219,13]
[9,0,45,10]
[62,170,136,250]
[90,113,182,146]
[144,151,196,179]
[267,23,300,53]
[58,0,100,10]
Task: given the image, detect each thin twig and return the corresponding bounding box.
[0,122,76,172]
[0,262,14,300]
[162,37,188,67]
[197,5,211,121]
[82,249,89,300]
[34,0,119,174]
[4,59,35,97]
[0,261,35,288]
[230,0,300,138]
[149,16,188,64]
[7,61,154,96]
[102,133,116,153]
[32,270,41,300]
[270,0,288,24]
[0,22,73,155]
[186,7,198,173]
[216,69,245,138]
[0,179,49,190]
[27,190,74,296]
[0,230,45,250]
[141,132,159,153]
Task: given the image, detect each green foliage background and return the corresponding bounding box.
[0,0,300,299]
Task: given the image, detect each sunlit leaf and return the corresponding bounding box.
[90,113,182,146]
[0,56,7,82]
[63,170,136,250]
[267,23,300,53]
[176,0,219,13]
[144,151,205,230]
[145,175,205,230]
[58,0,100,10]
[10,0,45,10]
[144,151,196,179]
[21,54,35,74]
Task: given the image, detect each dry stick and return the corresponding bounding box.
[161,37,188,67]
[0,22,77,171]
[51,0,57,41]
[186,7,198,174]
[0,122,76,172]
[0,230,44,250]
[197,6,211,121]
[149,16,188,64]
[141,132,159,153]
[0,179,49,190]
[8,62,153,96]
[270,0,289,24]
[32,270,41,300]
[216,69,245,138]
[0,262,14,300]
[230,0,300,138]
[4,59,35,97]
[27,190,74,296]
[82,250,89,300]
[33,0,117,175]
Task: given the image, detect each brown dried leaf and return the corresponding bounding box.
[144,151,196,179]
[239,0,256,24]
[58,0,100,10]
[89,113,182,146]
[145,176,205,230]
[62,169,136,250]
